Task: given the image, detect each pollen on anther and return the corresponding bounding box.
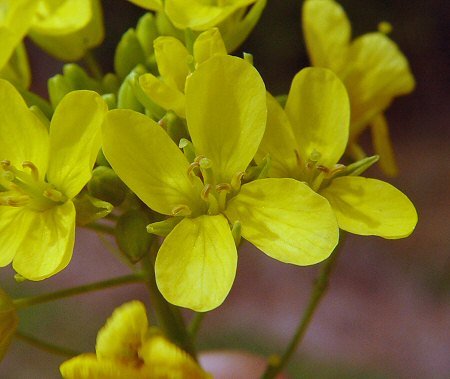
[22,161,40,181]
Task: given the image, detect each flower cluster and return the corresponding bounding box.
[0,0,418,376]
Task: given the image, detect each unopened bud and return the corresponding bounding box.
[87,166,127,206]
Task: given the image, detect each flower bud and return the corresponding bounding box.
[87,166,127,206]
[114,28,147,80]
[115,210,154,263]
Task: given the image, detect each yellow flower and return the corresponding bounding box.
[128,0,266,52]
[103,56,338,311]
[0,0,104,67]
[60,300,210,379]
[0,288,17,362]
[257,67,417,239]
[302,0,415,175]
[139,27,227,118]
[0,79,107,280]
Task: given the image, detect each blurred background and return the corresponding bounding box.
[1,0,449,378]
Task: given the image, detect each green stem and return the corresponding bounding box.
[15,330,80,357]
[189,312,206,340]
[141,252,198,361]
[13,274,144,309]
[83,50,103,80]
[83,222,115,235]
[261,237,344,379]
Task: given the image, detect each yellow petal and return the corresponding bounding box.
[29,0,104,61]
[127,0,163,11]
[0,0,37,69]
[285,67,349,167]
[60,354,142,379]
[186,55,266,183]
[102,109,205,216]
[140,334,209,378]
[139,73,186,118]
[0,42,31,88]
[0,207,29,267]
[0,78,49,175]
[47,90,107,199]
[193,28,227,66]
[0,288,18,362]
[225,178,339,265]
[13,201,76,280]
[165,0,257,30]
[302,0,351,72]
[344,32,415,136]
[320,176,418,238]
[96,301,148,360]
[370,113,398,176]
[154,36,190,92]
[256,92,299,178]
[156,215,237,312]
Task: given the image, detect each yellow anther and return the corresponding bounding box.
[201,184,212,201]
[216,183,232,193]
[22,161,40,181]
[171,204,192,217]
[43,188,65,203]
[1,160,11,169]
[187,161,200,176]
[230,171,245,192]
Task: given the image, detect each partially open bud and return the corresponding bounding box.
[115,209,154,263]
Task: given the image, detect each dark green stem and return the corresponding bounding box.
[15,330,80,357]
[141,253,197,360]
[188,312,206,340]
[83,222,115,235]
[261,237,344,379]
[83,50,103,80]
[13,274,144,309]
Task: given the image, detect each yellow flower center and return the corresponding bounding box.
[183,155,243,217]
[294,150,345,192]
[0,160,66,212]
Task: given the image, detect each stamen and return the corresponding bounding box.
[171,204,192,217]
[198,157,215,185]
[22,161,40,181]
[1,160,11,170]
[230,172,245,192]
[43,188,65,202]
[201,184,212,201]
[187,161,200,177]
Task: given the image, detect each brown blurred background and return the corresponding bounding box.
[1,1,449,378]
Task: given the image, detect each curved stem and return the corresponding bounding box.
[141,250,198,361]
[13,274,144,309]
[261,235,345,379]
[189,312,206,340]
[15,330,80,357]
[83,222,115,235]
[83,50,103,80]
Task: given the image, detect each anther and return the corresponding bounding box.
[1,160,11,169]
[171,204,192,217]
[201,184,212,201]
[22,161,40,181]
[230,172,245,192]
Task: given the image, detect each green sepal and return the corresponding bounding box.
[146,217,183,237]
[87,166,128,206]
[244,155,272,182]
[339,155,380,177]
[231,220,242,247]
[73,192,113,226]
[96,149,111,168]
[115,209,154,263]
[102,93,117,110]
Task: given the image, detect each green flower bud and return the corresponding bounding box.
[115,210,154,263]
[114,28,147,80]
[136,13,159,57]
[87,166,128,206]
